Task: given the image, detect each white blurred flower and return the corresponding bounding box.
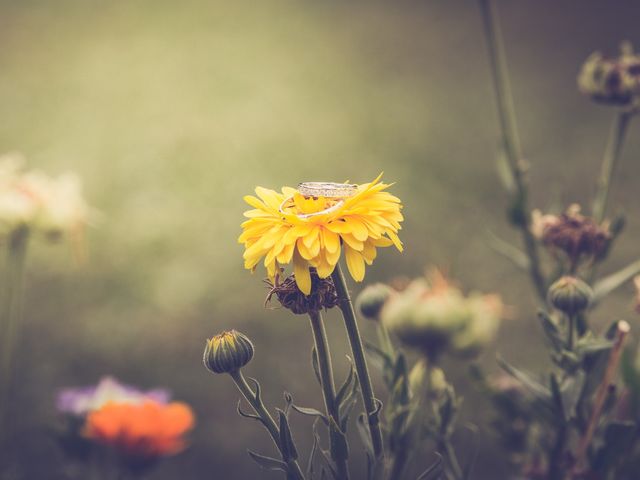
[0,153,91,244]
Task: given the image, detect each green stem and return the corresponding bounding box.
[331,263,384,460]
[376,323,394,359]
[0,227,29,438]
[443,440,464,480]
[567,315,575,352]
[477,0,546,301]
[308,311,349,480]
[229,370,305,480]
[592,111,633,223]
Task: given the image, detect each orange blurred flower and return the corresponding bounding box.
[84,400,195,459]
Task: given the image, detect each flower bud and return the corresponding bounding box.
[203,330,254,374]
[356,283,393,321]
[547,276,593,315]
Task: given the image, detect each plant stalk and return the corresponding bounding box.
[331,263,384,460]
[308,311,349,480]
[0,227,29,438]
[478,0,546,300]
[229,370,305,480]
[573,321,630,474]
[592,111,633,223]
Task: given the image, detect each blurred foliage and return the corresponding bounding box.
[0,0,639,478]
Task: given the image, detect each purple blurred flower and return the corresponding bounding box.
[56,376,171,416]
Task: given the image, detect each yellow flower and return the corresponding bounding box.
[239,174,403,294]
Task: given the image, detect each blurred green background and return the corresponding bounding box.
[1,0,639,478]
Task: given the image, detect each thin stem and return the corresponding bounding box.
[567,315,575,352]
[592,111,633,223]
[443,440,464,480]
[376,323,394,359]
[229,370,305,480]
[0,227,29,438]
[477,0,546,300]
[308,311,349,480]
[330,263,384,460]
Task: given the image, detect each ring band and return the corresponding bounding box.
[297,182,357,199]
[279,197,345,218]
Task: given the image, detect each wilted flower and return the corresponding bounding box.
[265,269,339,315]
[239,174,403,294]
[547,276,593,316]
[578,42,640,107]
[56,376,170,417]
[381,270,503,359]
[203,330,255,374]
[532,204,610,269]
[356,283,394,321]
[84,400,195,460]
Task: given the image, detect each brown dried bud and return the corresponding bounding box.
[265,269,339,315]
[540,205,610,269]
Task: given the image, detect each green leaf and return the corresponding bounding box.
[237,399,261,422]
[329,416,349,462]
[576,338,614,357]
[550,374,565,421]
[312,421,338,479]
[356,413,374,457]
[291,404,329,426]
[486,229,529,270]
[247,450,288,472]
[538,311,564,352]
[497,356,551,402]
[592,258,640,304]
[311,346,322,387]
[336,359,356,408]
[560,371,585,421]
[278,409,298,461]
[306,428,319,478]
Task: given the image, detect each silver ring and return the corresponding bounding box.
[297,182,357,199]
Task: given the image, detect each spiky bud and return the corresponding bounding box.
[547,276,593,316]
[356,283,393,321]
[203,330,254,374]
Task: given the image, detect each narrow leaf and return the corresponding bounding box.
[278,409,298,461]
[592,259,640,304]
[497,356,551,401]
[291,405,329,426]
[486,230,529,270]
[247,450,288,472]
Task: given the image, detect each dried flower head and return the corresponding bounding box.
[381,270,503,360]
[84,400,195,460]
[578,42,640,107]
[265,269,339,315]
[535,205,611,269]
[239,174,403,294]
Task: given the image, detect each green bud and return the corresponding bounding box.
[356,283,393,321]
[547,276,593,315]
[203,330,254,374]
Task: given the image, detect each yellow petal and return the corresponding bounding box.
[321,228,340,253]
[293,250,311,295]
[344,245,366,282]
